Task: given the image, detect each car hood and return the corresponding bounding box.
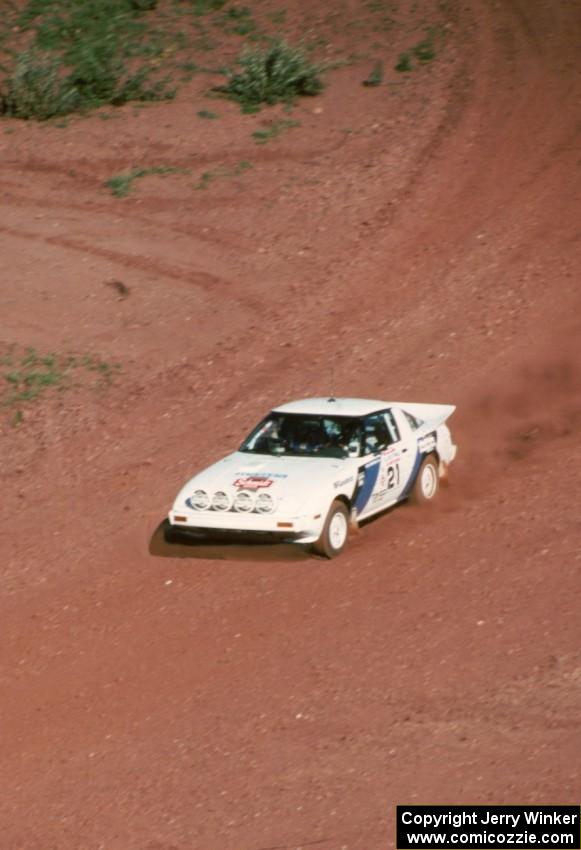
[174,452,348,513]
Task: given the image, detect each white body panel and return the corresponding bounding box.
[168,397,457,544]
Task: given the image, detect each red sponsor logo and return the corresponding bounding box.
[234,476,273,490]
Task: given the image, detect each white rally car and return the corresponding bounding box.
[168,397,457,558]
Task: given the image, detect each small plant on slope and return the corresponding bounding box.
[214,40,323,111]
[105,166,185,197]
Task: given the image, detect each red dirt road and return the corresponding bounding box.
[1,1,580,848]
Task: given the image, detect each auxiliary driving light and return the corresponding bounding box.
[234,491,254,512]
[212,490,231,511]
[190,489,210,511]
[255,493,275,514]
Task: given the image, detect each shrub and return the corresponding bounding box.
[0,0,174,120]
[215,40,323,110]
[1,50,79,120]
[1,47,173,119]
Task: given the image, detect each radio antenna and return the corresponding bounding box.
[329,362,336,402]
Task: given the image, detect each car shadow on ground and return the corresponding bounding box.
[148,519,313,562]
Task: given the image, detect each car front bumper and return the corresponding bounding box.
[168,508,321,544]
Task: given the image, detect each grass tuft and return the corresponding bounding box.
[1,49,80,120]
[395,52,412,72]
[251,118,299,144]
[362,60,383,87]
[194,159,252,189]
[105,165,186,197]
[1,346,121,419]
[221,6,258,37]
[395,30,438,73]
[213,39,323,111]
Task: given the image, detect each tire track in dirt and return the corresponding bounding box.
[0,222,270,316]
[289,0,581,387]
[0,190,261,256]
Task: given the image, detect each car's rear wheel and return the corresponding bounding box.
[312,500,350,559]
[410,454,439,504]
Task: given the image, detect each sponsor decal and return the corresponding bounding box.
[418,434,436,453]
[234,472,288,479]
[334,475,355,489]
[234,476,274,490]
[378,464,388,492]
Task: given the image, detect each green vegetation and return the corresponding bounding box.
[395,52,413,72]
[105,166,186,197]
[194,159,252,189]
[362,60,384,87]
[0,1,315,120]
[214,40,323,111]
[191,0,228,15]
[1,347,121,421]
[220,6,258,37]
[179,60,200,81]
[0,0,177,120]
[412,34,436,63]
[251,118,299,144]
[0,0,446,132]
[396,30,438,72]
[2,50,79,121]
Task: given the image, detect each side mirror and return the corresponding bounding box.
[347,441,360,458]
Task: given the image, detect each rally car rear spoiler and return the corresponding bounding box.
[397,402,456,429]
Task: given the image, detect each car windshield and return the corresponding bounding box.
[239,413,363,458]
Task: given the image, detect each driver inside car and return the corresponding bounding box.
[290,420,329,454]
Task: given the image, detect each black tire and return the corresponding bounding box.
[409,454,439,505]
[312,500,350,559]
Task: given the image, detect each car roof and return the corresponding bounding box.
[272,397,391,417]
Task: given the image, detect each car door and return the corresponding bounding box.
[386,407,421,498]
[353,410,415,518]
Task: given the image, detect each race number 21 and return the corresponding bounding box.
[387,463,400,489]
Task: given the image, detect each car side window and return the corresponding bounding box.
[403,410,423,430]
[362,413,392,455]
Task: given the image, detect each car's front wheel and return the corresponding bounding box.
[312,500,350,559]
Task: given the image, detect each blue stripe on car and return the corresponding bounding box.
[354,459,381,514]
